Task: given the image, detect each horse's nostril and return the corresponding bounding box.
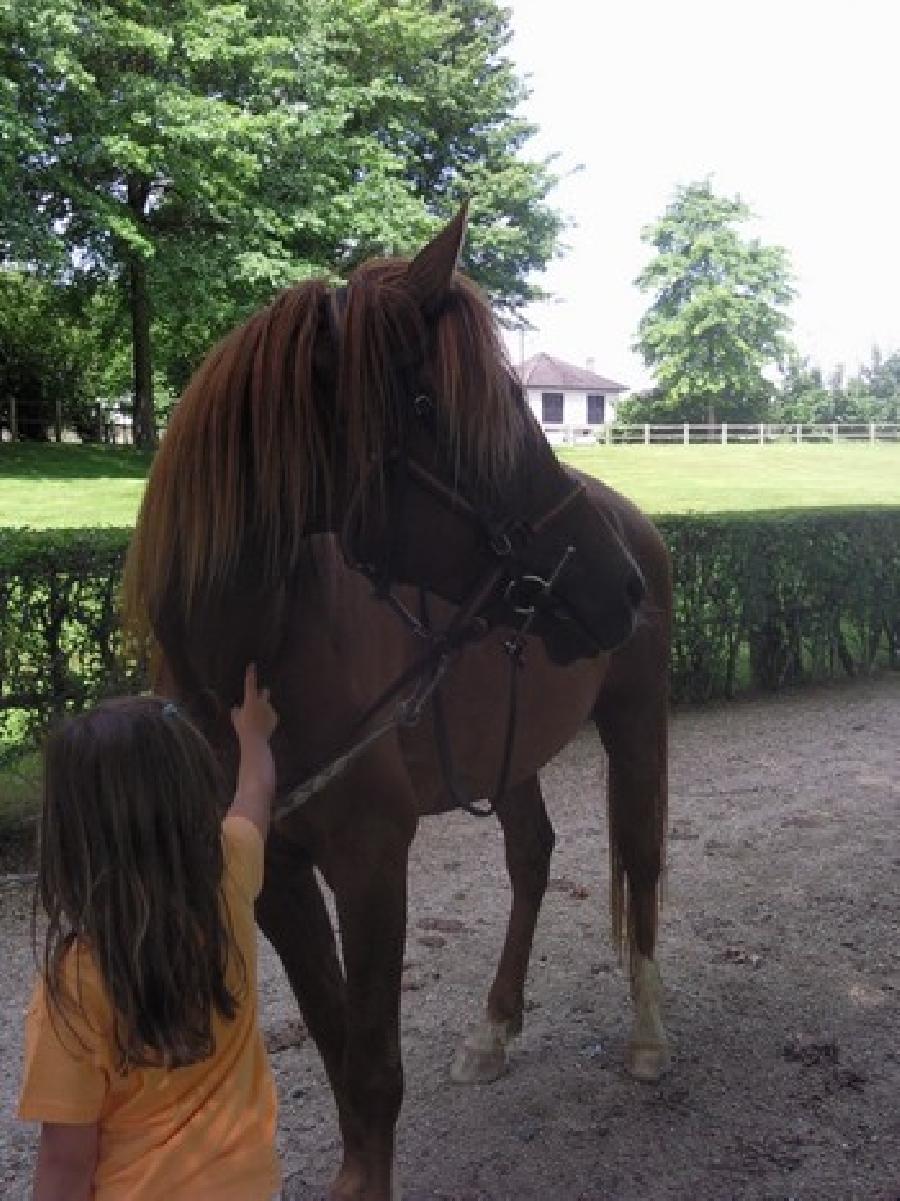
[626,570,646,608]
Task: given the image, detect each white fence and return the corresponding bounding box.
[2,406,135,444]
[544,422,900,446]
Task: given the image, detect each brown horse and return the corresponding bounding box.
[123,207,671,1201]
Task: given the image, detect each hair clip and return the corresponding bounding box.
[162,701,181,719]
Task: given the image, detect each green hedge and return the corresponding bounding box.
[660,509,900,701]
[0,529,143,767]
[2,510,899,761]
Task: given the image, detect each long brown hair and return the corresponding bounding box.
[36,696,243,1070]
[121,258,525,655]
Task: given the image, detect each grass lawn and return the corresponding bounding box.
[558,443,900,514]
[6,441,898,527]
[0,443,152,528]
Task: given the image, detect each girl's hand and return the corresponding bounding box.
[230,664,278,746]
[228,664,278,840]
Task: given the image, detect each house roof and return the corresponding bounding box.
[516,353,627,393]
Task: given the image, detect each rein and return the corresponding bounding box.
[419,538,576,819]
[274,460,584,822]
[393,456,584,817]
[274,289,588,820]
[273,553,505,821]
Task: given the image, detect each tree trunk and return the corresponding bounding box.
[128,253,155,449]
[126,177,156,449]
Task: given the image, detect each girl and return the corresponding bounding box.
[18,665,281,1201]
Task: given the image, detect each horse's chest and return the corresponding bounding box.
[399,634,606,811]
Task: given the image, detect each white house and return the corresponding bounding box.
[516,353,627,442]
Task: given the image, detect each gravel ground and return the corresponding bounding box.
[3,674,899,1200]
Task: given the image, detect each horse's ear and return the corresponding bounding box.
[405,200,469,314]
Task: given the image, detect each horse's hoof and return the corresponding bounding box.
[329,1163,397,1201]
[625,1040,671,1082]
[450,1022,511,1084]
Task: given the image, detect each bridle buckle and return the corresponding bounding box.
[503,573,546,617]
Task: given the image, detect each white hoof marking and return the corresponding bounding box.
[450,1018,513,1084]
[627,955,670,1082]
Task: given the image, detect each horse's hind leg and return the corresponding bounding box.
[451,775,554,1084]
[594,677,671,1082]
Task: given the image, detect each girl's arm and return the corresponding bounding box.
[228,664,279,841]
[33,1122,98,1201]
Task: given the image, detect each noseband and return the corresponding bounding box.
[401,451,583,629]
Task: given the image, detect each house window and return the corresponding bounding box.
[586,393,605,424]
[541,392,564,423]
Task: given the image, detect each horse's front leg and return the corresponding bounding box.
[323,778,416,1201]
[255,832,348,1108]
[452,776,555,1084]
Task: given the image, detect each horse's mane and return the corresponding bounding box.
[122,258,525,647]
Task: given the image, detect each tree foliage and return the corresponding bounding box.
[775,345,900,424]
[771,352,832,423]
[0,272,96,440]
[846,347,900,421]
[1,0,562,445]
[633,180,795,423]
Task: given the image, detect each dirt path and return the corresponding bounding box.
[3,676,899,1200]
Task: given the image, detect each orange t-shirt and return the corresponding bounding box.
[18,814,281,1201]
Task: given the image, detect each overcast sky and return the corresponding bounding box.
[502,0,900,390]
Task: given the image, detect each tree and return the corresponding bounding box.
[773,352,832,424]
[775,346,900,425]
[1,0,562,446]
[634,180,795,424]
[0,272,99,440]
[853,346,900,421]
[615,387,669,424]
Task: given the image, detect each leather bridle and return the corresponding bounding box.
[274,293,595,820]
[275,408,589,822]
